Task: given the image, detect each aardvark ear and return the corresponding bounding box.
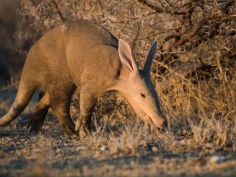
[118,39,138,73]
[143,41,157,75]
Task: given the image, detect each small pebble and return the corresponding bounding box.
[209,156,226,164]
[152,146,158,152]
[100,145,106,151]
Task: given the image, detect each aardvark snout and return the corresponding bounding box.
[151,116,167,130]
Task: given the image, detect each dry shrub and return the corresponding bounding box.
[19,0,236,152]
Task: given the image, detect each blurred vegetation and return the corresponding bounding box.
[0,0,38,85]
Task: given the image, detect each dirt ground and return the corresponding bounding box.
[0,89,236,177]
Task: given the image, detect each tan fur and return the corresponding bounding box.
[0,20,166,136]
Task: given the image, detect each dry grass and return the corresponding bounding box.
[0,0,236,176]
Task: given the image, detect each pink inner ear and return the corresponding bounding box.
[118,39,138,73]
[123,54,133,70]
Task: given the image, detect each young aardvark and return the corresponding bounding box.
[0,20,166,137]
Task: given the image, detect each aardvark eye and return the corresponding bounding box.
[141,93,146,98]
